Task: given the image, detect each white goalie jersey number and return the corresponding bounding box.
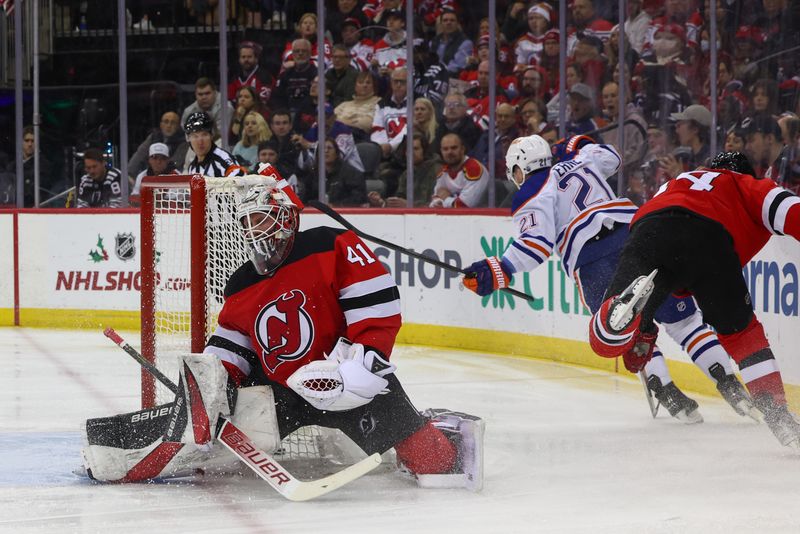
[346,244,376,266]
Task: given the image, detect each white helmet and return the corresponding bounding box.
[237,183,299,275]
[505,135,552,189]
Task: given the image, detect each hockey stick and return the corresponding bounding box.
[308,200,535,302]
[102,327,382,501]
[638,370,659,418]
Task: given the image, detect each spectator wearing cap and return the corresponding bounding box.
[132,142,179,196]
[327,44,359,108]
[429,9,473,76]
[281,13,332,72]
[565,82,606,136]
[372,9,407,75]
[537,29,561,97]
[128,111,189,181]
[228,41,275,108]
[334,71,380,141]
[568,0,613,53]
[340,17,375,72]
[327,0,369,43]
[743,114,784,180]
[513,3,553,71]
[731,25,767,86]
[658,104,712,178]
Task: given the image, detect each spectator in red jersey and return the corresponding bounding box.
[513,3,553,71]
[228,41,274,109]
[568,0,613,52]
[281,13,332,71]
[464,60,510,130]
[641,0,702,58]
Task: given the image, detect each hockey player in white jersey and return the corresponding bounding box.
[463,134,758,423]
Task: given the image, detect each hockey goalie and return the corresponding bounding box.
[81,169,484,491]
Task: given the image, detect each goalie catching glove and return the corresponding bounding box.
[463,256,514,296]
[287,338,396,411]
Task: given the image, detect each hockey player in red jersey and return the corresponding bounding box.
[590,152,800,448]
[82,169,484,489]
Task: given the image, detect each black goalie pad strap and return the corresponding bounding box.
[86,403,175,449]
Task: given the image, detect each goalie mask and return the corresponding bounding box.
[237,184,299,275]
[505,135,552,189]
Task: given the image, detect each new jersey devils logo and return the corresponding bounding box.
[254,290,315,372]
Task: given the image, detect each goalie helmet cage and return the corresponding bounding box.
[139,175,364,468]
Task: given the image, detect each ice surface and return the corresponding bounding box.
[1,328,799,533]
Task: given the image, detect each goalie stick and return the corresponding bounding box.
[308,200,535,302]
[102,327,382,501]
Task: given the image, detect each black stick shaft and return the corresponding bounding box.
[104,327,178,393]
[308,200,535,302]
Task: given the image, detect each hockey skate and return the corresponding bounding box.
[415,409,485,491]
[708,364,761,422]
[607,269,658,333]
[753,394,800,449]
[647,375,703,424]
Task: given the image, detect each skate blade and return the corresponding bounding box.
[609,269,658,332]
[674,408,704,425]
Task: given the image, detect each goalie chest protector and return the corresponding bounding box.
[216,226,401,388]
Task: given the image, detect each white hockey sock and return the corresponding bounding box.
[662,315,734,381]
[643,349,672,386]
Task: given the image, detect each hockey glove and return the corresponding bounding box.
[287,338,396,411]
[463,257,513,296]
[622,327,658,373]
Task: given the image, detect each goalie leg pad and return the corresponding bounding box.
[398,409,485,492]
[81,386,280,482]
[164,354,234,449]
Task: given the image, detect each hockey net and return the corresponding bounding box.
[139,175,363,469]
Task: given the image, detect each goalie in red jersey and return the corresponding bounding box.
[589,152,800,449]
[82,166,484,490]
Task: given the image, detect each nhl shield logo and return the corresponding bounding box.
[115,233,136,261]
